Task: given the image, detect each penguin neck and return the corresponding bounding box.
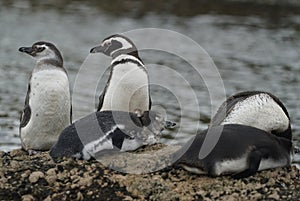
[111,49,143,64]
[35,57,66,73]
[37,56,63,67]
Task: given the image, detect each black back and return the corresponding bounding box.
[177,124,292,169]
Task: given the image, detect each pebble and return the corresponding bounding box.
[43,195,51,201]
[268,191,280,200]
[29,171,45,183]
[46,168,56,176]
[10,160,20,169]
[76,192,84,201]
[77,176,93,187]
[9,149,25,157]
[21,194,35,201]
[45,175,57,184]
[0,151,6,158]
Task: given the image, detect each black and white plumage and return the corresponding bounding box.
[175,124,294,179]
[90,34,151,113]
[19,41,72,151]
[174,91,294,178]
[49,110,174,160]
[210,91,291,139]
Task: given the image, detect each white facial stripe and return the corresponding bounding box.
[35,44,47,49]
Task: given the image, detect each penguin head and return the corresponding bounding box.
[90,34,139,59]
[19,41,63,64]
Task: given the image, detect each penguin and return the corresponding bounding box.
[90,34,151,113]
[210,91,291,140]
[50,110,175,160]
[19,41,72,151]
[175,124,294,179]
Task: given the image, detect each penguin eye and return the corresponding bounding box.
[33,45,45,52]
[36,47,45,52]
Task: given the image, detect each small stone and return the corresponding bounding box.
[46,168,56,176]
[21,171,31,178]
[76,192,84,201]
[77,176,93,187]
[0,151,6,157]
[21,194,35,201]
[29,171,45,183]
[267,178,276,186]
[10,149,26,157]
[268,191,280,200]
[10,160,20,169]
[123,196,133,201]
[45,175,57,184]
[250,192,262,200]
[43,195,51,201]
[87,191,93,196]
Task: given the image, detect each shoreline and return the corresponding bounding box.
[1,145,300,201]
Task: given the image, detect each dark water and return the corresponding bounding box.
[0,1,299,164]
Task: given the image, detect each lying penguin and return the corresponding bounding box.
[50,110,175,160]
[175,91,294,178]
[175,124,294,179]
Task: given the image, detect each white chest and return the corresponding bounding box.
[30,70,70,114]
[21,69,71,150]
[101,62,149,112]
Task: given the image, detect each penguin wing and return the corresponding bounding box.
[210,91,263,126]
[97,66,113,111]
[20,83,31,128]
[97,91,105,112]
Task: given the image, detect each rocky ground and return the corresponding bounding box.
[0,144,300,201]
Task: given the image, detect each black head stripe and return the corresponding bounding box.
[106,40,122,55]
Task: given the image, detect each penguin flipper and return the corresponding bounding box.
[97,91,105,112]
[20,83,31,128]
[231,149,262,179]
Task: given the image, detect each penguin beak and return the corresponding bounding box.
[19,47,34,55]
[90,45,106,54]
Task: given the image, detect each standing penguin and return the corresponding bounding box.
[90,34,151,113]
[19,41,72,151]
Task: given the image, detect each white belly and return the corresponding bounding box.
[20,69,71,150]
[101,63,149,113]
